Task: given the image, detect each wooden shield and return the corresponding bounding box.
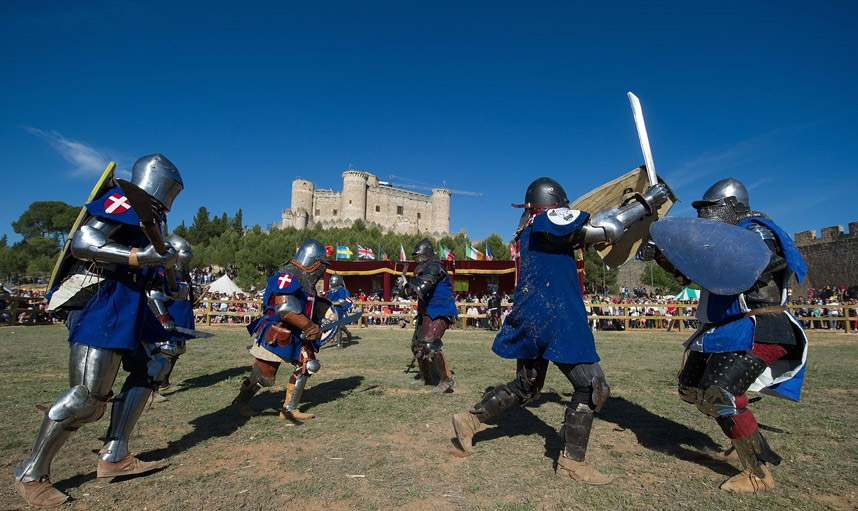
[570,165,675,269]
[47,162,116,292]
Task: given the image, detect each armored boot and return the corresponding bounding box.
[279,375,315,422]
[409,357,436,387]
[452,384,520,454]
[720,430,779,493]
[98,383,168,478]
[555,404,613,485]
[430,352,455,394]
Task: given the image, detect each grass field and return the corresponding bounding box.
[0,325,856,510]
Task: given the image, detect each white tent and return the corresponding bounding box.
[675,287,700,301]
[207,275,243,296]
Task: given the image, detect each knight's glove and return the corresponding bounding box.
[641,183,670,213]
[637,239,658,261]
[283,311,322,341]
[132,244,178,268]
[167,282,190,300]
[157,313,176,332]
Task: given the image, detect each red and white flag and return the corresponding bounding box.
[399,244,407,261]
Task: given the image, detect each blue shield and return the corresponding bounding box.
[650,217,770,295]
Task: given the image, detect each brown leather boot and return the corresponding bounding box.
[555,456,614,485]
[278,383,316,421]
[720,464,774,493]
[97,454,168,478]
[14,478,69,507]
[231,378,261,417]
[451,411,482,454]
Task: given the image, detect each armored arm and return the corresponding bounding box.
[147,288,175,330]
[275,295,321,340]
[637,239,691,285]
[408,264,444,300]
[71,217,178,268]
[579,184,670,245]
[746,223,788,276]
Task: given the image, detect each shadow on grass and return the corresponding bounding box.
[470,392,567,459]
[170,366,248,395]
[599,396,736,476]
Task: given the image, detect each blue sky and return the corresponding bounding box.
[2,2,856,243]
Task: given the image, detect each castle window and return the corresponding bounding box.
[417,213,421,219]
[333,209,338,216]
[349,200,352,205]
[397,206,403,215]
[375,205,380,212]
[315,209,320,216]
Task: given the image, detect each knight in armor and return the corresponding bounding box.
[14,154,184,507]
[147,235,195,402]
[451,177,670,485]
[395,239,458,393]
[231,239,330,421]
[325,273,353,348]
[641,178,808,493]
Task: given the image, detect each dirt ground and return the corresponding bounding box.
[0,325,856,510]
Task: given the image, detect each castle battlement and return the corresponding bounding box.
[794,222,858,246]
[275,170,452,237]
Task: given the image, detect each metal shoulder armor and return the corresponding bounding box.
[70,217,132,265]
[274,295,304,317]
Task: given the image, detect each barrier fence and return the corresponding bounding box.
[0,295,52,326]
[192,298,858,334]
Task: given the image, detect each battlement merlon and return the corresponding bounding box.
[794,222,858,246]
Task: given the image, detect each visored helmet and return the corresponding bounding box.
[691,178,750,225]
[130,154,184,212]
[166,234,193,268]
[412,238,436,265]
[329,273,344,289]
[294,239,330,269]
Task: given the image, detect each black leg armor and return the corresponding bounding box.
[560,404,595,462]
[469,358,549,421]
[678,350,710,404]
[556,362,611,412]
[696,351,767,418]
[731,429,782,478]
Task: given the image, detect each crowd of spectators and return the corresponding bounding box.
[585,294,700,332]
[0,288,52,324]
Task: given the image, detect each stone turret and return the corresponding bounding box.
[291,180,314,215]
[341,170,370,222]
[430,188,452,234]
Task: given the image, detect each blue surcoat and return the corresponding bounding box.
[326,287,353,314]
[416,261,458,319]
[247,272,318,360]
[492,209,597,364]
[66,186,169,351]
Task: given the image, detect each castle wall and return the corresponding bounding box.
[430,188,452,234]
[793,222,858,297]
[312,190,342,224]
[291,179,314,214]
[365,186,433,235]
[341,171,369,222]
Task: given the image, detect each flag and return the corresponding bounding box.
[399,244,407,262]
[439,243,454,261]
[380,248,388,261]
[357,244,375,260]
[465,244,484,261]
[324,245,334,258]
[485,243,493,261]
[509,241,518,259]
[336,245,353,260]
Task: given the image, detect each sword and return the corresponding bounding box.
[314,311,364,345]
[116,178,178,291]
[173,326,215,339]
[628,92,658,187]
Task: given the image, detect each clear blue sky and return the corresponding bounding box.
[2,1,856,243]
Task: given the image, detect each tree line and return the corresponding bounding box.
[1,201,683,294]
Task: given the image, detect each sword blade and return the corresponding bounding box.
[627,92,658,187]
[173,326,215,339]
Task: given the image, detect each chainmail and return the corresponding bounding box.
[278,261,325,294]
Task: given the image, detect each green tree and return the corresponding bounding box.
[640,261,683,295]
[483,233,509,261]
[231,209,243,234]
[187,207,211,245]
[583,247,618,295]
[12,201,79,243]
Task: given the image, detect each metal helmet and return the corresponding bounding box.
[691,177,750,225]
[294,239,330,268]
[166,234,193,269]
[131,154,184,212]
[515,177,570,210]
[412,238,436,265]
[329,273,344,289]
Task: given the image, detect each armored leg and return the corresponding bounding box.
[720,429,778,493]
[14,344,121,507]
[696,351,767,418]
[452,358,548,453]
[554,362,613,485]
[677,350,710,405]
[99,348,172,468]
[427,342,455,393]
[232,358,279,417]
[280,360,319,421]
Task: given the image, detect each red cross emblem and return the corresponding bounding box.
[277,274,293,289]
[104,193,131,214]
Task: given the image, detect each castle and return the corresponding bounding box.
[792,222,858,296]
[275,170,452,236]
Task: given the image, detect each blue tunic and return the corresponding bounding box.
[492,209,597,364]
[67,187,169,351]
[247,272,316,360]
[326,287,353,314]
[687,217,808,401]
[418,261,458,319]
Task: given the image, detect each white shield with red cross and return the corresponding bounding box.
[104,193,132,215]
[277,273,293,289]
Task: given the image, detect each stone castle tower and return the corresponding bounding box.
[792,222,858,296]
[276,170,451,237]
